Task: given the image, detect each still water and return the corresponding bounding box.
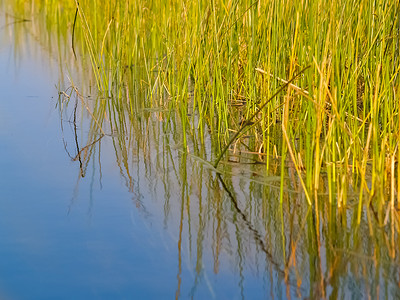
[1,8,400,300]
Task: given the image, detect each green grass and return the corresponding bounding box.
[2,2,400,296]
[5,0,400,211]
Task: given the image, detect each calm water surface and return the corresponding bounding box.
[0,8,400,300]
[0,16,191,299]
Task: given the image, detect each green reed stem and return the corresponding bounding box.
[213,65,310,169]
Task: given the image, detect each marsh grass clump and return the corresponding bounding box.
[6,0,400,210]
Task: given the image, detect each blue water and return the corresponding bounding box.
[0,20,270,300]
[2,9,400,300]
[0,22,182,300]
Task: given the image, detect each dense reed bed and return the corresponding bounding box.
[6,0,400,211]
[3,1,400,297]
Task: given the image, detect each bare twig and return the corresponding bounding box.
[72,2,79,59]
[213,65,311,169]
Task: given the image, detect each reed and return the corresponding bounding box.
[3,2,400,296]
[5,0,400,209]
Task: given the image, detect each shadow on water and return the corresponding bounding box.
[1,2,400,299]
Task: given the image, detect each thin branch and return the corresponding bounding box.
[72,2,79,59]
[213,65,311,169]
[72,134,104,161]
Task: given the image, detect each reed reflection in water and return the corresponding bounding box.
[58,79,400,298]
[2,2,400,298]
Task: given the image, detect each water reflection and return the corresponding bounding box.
[2,3,400,299]
[58,81,400,298]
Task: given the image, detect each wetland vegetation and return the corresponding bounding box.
[2,0,400,298]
